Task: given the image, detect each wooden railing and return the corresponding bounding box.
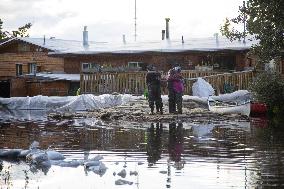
[80,70,254,95]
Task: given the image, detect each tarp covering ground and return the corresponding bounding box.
[0,94,135,111]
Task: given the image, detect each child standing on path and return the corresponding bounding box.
[167,66,184,114]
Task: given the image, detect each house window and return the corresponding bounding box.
[16,64,23,76]
[128,62,143,68]
[28,63,37,74]
[81,63,101,72]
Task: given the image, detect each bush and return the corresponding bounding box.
[249,71,284,117]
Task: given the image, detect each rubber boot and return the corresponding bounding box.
[159,102,164,115]
[160,107,163,115]
[177,101,182,114]
[168,100,176,113]
[156,103,160,114]
[149,105,154,115]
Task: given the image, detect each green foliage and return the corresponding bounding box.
[220,0,284,64]
[0,18,32,40]
[0,19,7,39]
[249,71,284,116]
[12,23,32,38]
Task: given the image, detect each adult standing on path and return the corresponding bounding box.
[146,65,163,114]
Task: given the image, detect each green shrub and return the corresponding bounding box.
[249,71,284,117]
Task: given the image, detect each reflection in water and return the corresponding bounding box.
[146,122,163,165]
[0,118,284,188]
[168,122,183,164]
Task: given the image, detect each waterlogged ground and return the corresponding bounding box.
[0,115,284,189]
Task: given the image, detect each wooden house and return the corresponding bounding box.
[0,38,79,97]
[0,34,262,97]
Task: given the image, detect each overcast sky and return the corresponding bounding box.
[0,0,244,42]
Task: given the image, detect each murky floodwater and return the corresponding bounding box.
[0,115,284,189]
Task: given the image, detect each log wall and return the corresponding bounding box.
[0,52,64,77]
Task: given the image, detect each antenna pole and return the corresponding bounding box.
[134,0,137,41]
[243,0,246,44]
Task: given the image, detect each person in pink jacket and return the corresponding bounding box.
[167,66,184,114]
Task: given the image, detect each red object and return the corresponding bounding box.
[250,102,268,116]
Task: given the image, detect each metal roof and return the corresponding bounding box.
[34,73,80,81]
[0,36,256,55]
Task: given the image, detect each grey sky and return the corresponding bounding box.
[0,0,244,42]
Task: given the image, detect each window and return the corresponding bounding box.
[128,62,138,68]
[28,63,37,74]
[81,63,101,72]
[128,62,143,68]
[16,64,23,76]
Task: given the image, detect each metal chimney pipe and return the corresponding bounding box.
[165,18,170,39]
[162,30,165,40]
[83,26,89,47]
[214,33,219,45]
[123,34,126,44]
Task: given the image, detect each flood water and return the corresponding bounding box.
[0,115,284,189]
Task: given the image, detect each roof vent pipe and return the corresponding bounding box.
[162,30,165,40]
[83,26,89,47]
[123,34,126,44]
[165,18,170,40]
[214,33,219,45]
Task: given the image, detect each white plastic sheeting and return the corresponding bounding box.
[192,78,215,97]
[0,94,136,122]
[56,94,134,112]
[210,90,251,103]
[0,92,250,122]
[0,94,134,112]
[183,90,251,105]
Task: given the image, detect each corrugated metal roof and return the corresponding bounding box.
[1,36,257,55]
[35,73,80,81]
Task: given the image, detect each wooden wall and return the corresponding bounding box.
[26,80,70,96]
[10,78,27,97]
[0,52,64,77]
[63,51,249,73]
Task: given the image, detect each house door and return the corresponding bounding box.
[0,80,10,98]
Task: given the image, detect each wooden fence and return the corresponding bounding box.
[80,70,254,95]
[185,71,254,95]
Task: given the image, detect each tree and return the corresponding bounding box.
[0,18,32,40]
[220,0,284,64]
[221,1,284,118]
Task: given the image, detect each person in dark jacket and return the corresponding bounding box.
[146,65,163,114]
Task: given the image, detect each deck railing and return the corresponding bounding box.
[80,70,254,95]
